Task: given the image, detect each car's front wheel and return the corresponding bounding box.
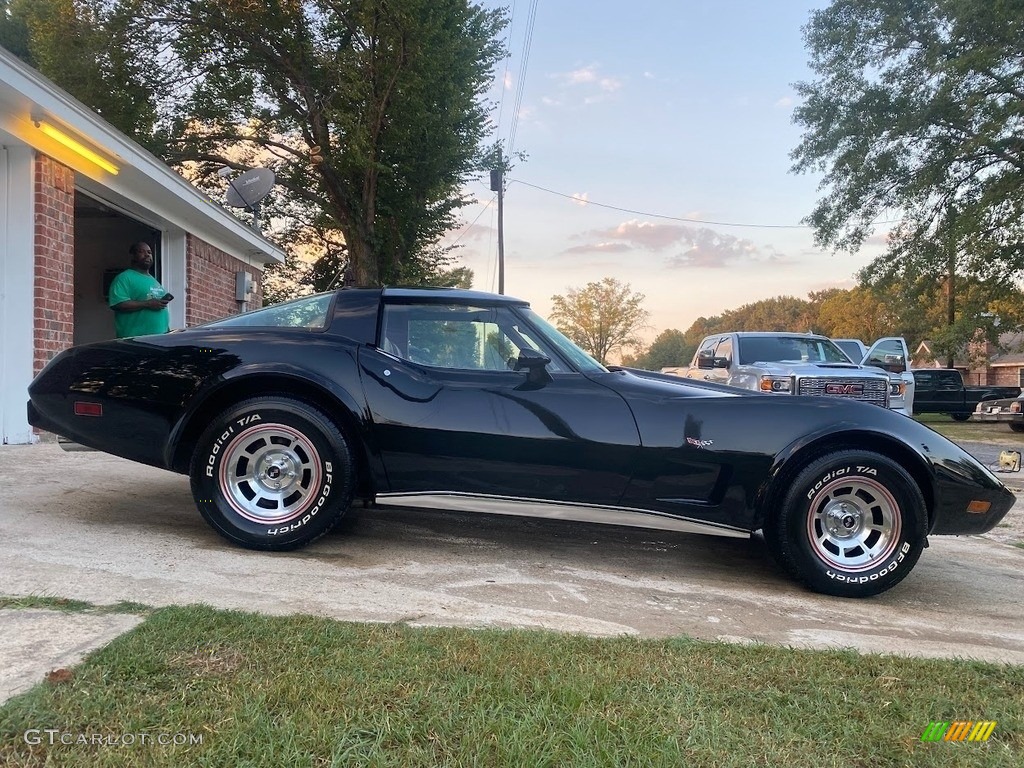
[189,397,355,550]
[950,413,972,422]
[766,450,927,597]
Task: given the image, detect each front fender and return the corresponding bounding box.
[753,424,938,531]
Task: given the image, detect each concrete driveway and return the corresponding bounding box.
[1,442,1023,701]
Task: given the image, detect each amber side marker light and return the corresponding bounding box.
[73,402,103,417]
[966,500,992,514]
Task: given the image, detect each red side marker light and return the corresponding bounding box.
[73,401,102,417]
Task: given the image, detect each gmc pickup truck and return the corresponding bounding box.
[681,332,911,414]
[910,369,1020,421]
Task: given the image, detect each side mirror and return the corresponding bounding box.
[697,349,715,370]
[712,356,730,369]
[515,349,552,386]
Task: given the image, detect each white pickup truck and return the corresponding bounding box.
[679,332,914,416]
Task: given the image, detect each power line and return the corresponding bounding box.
[507,0,539,157]
[509,179,813,229]
[448,195,496,247]
[493,0,517,144]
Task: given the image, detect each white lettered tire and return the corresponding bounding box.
[189,397,355,550]
[767,450,927,597]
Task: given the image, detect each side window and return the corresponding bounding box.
[865,340,905,369]
[692,338,718,366]
[715,338,733,365]
[380,304,565,372]
[939,371,961,391]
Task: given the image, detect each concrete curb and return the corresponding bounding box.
[0,609,144,704]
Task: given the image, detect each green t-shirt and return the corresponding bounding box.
[108,269,170,338]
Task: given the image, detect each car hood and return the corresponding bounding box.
[740,361,886,377]
[603,367,753,398]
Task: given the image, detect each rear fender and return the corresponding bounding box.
[166,364,386,496]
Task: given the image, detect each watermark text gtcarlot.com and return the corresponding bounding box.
[24,729,203,747]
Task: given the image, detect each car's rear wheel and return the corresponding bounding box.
[950,413,971,422]
[1009,423,1024,433]
[189,397,355,550]
[766,450,926,597]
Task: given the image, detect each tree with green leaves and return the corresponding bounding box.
[0,0,32,60]
[625,329,693,371]
[4,0,163,143]
[6,0,502,293]
[791,0,1024,361]
[549,278,649,365]
[143,0,506,287]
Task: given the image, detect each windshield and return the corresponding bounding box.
[199,293,334,329]
[520,308,607,372]
[738,336,852,365]
[832,340,862,364]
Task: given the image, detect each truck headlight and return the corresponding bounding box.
[760,375,793,393]
[889,382,905,397]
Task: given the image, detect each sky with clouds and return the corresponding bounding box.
[444,0,887,341]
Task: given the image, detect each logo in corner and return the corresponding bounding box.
[686,437,713,449]
[921,721,997,742]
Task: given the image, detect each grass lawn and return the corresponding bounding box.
[914,413,1024,444]
[1,604,1021,767]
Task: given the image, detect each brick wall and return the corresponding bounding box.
[185,234,263,326]
[33,154,75,374]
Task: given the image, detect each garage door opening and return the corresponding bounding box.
[73,193,161,345]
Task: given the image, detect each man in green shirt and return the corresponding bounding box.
[108,241,172,338]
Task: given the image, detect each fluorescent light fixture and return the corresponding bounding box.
[35,120,119,175]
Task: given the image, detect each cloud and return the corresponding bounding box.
[774,96,794,108]
[549,64,624,105]
[566,218,795,268]
[571,193,589,206]
[565,66,597,85]
[563,242,632,254]
[503,72,513,90]
[577,220,693,251]
[666,229,759,268]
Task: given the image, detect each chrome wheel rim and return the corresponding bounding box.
[806,476,901,572]
[218,424,322,524]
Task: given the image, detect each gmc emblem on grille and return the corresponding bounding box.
[825,383,864,395]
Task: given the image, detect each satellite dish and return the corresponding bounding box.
[225,167,275,209]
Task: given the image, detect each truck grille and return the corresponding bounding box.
[797,377,889,408]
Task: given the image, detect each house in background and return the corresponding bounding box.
[0,46,287,445]
[912,332,1024,387]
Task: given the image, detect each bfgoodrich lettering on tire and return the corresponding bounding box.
[189,396,355,550]
[766,450,927,597]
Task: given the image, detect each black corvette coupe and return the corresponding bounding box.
[28,287,1015,597]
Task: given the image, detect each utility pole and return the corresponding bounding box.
[490,149,505,294]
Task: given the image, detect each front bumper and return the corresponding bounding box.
[970,411,1022,425]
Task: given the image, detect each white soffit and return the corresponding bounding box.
[0,47,285,267]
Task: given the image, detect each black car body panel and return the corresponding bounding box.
[28,288,1015,561]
